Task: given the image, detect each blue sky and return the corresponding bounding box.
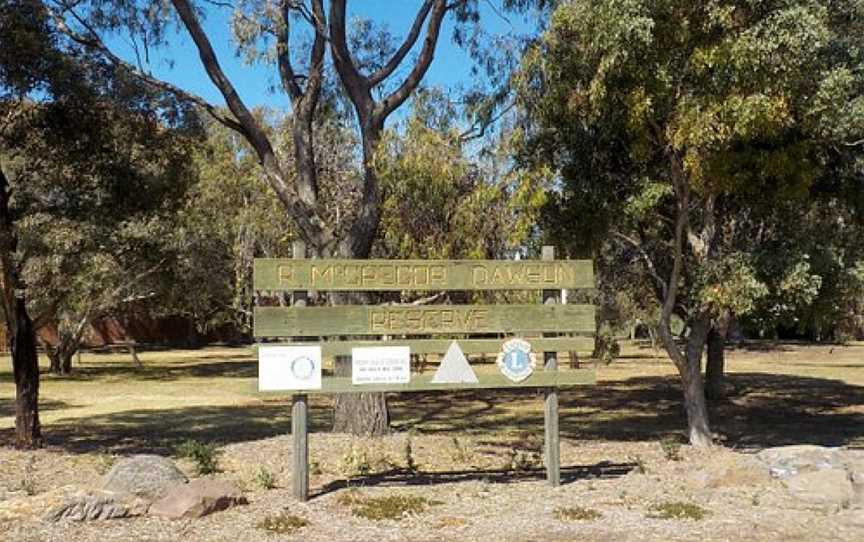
[107,1,537,118]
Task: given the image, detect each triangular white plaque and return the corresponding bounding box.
[432,341,479,384]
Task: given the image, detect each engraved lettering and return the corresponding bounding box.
[396,265,412,286]
[370,311,387,333]
[415,266,430,286]
[344,264,361,286]
[361,265,376,286]
[472,265,488,287]
[278,265,294,285]
[430,265,446,286]
[526,265,541,284]
[380,265,395,285]
[311,264,333,286]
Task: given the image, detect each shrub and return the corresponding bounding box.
[648,501,708,520]
[176,439,221,475]
[254,466,276,490]
[257,512,309,534]
[554,506,603,521]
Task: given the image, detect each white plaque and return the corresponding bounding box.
[351,346,411,385]
[258,345,322,391]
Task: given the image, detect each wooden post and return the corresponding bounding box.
[542,245,561,487]
[291,240,309,501]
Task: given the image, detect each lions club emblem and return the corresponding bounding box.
[496,338,536,382]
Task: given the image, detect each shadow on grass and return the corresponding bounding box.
[0,398,78,418]
[36,359,258,383]
[1,372,862,454]
[315,461,637,497]
[390,371,864,449]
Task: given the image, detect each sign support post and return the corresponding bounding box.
[542,245,561,487]
[291,240,309,501]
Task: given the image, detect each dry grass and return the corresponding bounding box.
[2,342,864,452]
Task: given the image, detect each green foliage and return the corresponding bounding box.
[346,494,442,521]
[592,322,622,365]
[648,501,708,521]
[175,439,221,475]
[254,466,276,490]
[659,437,683,462]
[696,254,769,317]
[338,440,396,477]
[374,91,515,260]
[516,0,864,342]
[554,506,603,521]
[402,434,418,473]
[257,512,309,534]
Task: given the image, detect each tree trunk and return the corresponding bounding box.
[11,299,41,448]
[679,318,713,447]
[0,164,41,448]
[330,128,389,437]
[332,355,389,436]
[705,327,725,400]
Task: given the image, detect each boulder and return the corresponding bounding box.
[756,445,845,479]
[101,455,187,500]
[782,469,855,511]
[706,456,773,489]
[43,490,149,522]
[148,479,247,519]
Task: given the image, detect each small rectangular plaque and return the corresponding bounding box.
[258,345,322,391]
[351,346,411,385]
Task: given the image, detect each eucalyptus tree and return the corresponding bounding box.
[517,0,864,445]
[42,0,534,435]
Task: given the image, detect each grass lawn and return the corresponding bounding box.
[2,341,863,452]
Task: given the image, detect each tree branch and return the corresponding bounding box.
[46,1,245,134]
[329,0,371,113]
[368,0,435,87]
[377,0,449,120]
[277,0,303,99]
[614,232,668,300]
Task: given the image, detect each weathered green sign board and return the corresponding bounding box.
[254,304,595,337]
[253,244,596,501]
[254,258,594,291]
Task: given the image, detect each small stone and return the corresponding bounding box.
[101,455,187,500]
[149,479,247,519]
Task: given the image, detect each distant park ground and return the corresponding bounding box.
[2,341,863,452]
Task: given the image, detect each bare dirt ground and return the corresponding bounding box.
[1,342,864,541]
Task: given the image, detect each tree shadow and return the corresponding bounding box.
[0,400,334,454]
[315,461,637,497]
[37,360,258,383]
[1,372,861,455]
[0,398,77,418]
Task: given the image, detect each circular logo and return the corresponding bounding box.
[290,356,316,380]
[496,338,536,382]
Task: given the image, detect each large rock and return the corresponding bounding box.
[756,445,845,479]
[101,455,187,500]
[782,469,855,511]
[148,479,247,519]
[706,456,773,489]
[43,490,149,522]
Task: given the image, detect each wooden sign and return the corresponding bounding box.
[254,259,594,291]
[253,304,595,337]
